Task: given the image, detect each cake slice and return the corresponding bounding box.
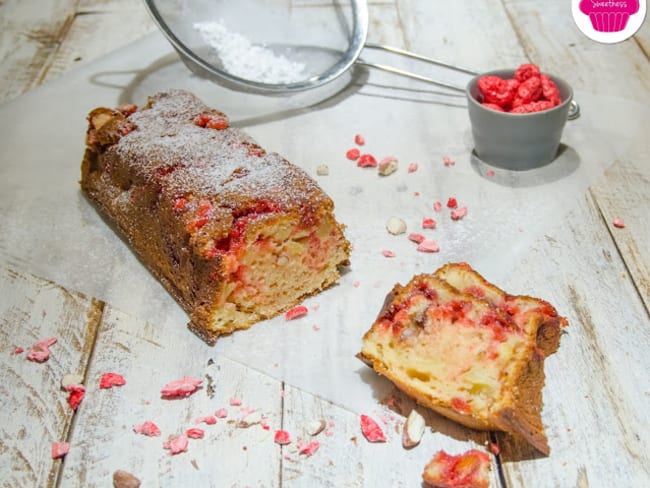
[434,262,566,357]
[80,90,351,344]
[358,264,566,454]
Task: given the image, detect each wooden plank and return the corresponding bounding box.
[396,0,527,73]
[58,305,283,487]
[493,191,650,487]
[0,3,648,488]
[281,384,499,487]
[503,0,650,99]
[397,0,650,98]
[367,2,405,47]
[0,262,498,486]
[634,14,650,54]
[0,0,76,102]
[589,159,650,314]
[39,7,156,86]
[60,303,496,487]
[368,0,527,103]
[0,266,102,487]
[0,0,156,103]
[77,0,154,10]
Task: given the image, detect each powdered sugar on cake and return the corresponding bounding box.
[115,90,327,217]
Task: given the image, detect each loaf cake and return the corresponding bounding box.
[80,90,351,344]
[358,263,566,454]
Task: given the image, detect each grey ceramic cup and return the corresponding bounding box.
[466,69,573,170]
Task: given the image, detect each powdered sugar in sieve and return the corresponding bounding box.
[194,20,307,84]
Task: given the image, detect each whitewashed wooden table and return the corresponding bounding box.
[1,1,649,487]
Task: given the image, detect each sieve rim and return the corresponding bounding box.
[143,0,370,94]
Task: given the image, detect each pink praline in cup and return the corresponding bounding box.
[466,69,573,170]
[579,0,640,32]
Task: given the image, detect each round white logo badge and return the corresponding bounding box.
[572,0,647,43]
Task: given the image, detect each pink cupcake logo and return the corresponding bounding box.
[579,0,639,31]
[573,0,646,43]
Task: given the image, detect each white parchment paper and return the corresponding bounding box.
[1,32,648,415]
